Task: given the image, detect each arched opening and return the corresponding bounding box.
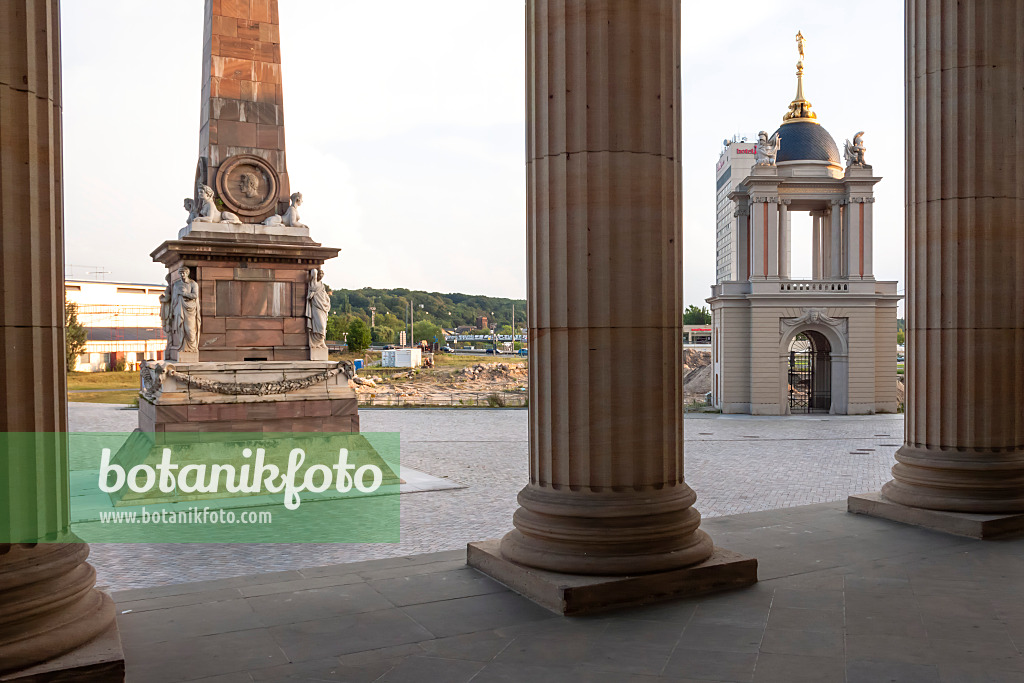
[787,330,832,413]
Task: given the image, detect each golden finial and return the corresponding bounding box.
[782,30,817,124]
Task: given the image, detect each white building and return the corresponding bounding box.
[715,136,758,283]
[64,279,166,371]
[381,348,422,368]
[707,47,900,415]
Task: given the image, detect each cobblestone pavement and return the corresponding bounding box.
[69,404,903,591]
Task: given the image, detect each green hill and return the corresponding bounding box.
[325,285,526,346]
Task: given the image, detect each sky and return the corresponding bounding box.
[60,0,904,311]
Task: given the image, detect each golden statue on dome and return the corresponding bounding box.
[783,30,817,123]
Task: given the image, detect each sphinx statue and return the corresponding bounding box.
[263,192,308,228]
[189,184,242,224]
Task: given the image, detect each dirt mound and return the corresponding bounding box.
[457,363,527,381]
[682,349,712,397]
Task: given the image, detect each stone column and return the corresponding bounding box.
[862,198,874,279]
[499,0,713,576]
[468,3,760,607]
[879,0,1024,515]
[847,199,862,278]
[829,199,842,277]
[811,212,822,279]
[778,200,790,279]
[0,1,121,677]
[734,203,750,282]
[750,199,768,279]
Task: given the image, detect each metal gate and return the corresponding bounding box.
[789,349,831,413]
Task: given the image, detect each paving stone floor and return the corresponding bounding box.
[112,502,1024,683]
[69,404,904,591]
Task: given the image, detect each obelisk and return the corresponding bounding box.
[196,0,290,223]
[138,0,360,435]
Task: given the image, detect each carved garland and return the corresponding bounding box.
[780,308,849,339]
[142,361,355,398]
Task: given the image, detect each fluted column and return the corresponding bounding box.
[501,0,713,575]
[881,0,1024,513]
[0,0,119,675]
[811,212,822,279]
[829,200,842,277]
[778,200,790,278]
[735,203,750,281]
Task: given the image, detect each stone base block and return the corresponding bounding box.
[467,540,757,616]
[1,622,124,683]
[849,492,1024,539]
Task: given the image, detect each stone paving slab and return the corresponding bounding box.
[71,404,904,591]
[111,501,1024,682]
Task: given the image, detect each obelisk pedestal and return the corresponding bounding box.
[468,0,756,615]
[849,0,1024,538]
[0,2,124,679]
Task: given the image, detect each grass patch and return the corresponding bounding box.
[67,371,138,390]
[68,390,139,405]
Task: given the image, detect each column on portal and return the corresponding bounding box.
[829,199,842,278]
[501,0,714,574]
[750,198,768,279]
[847,198,863,278]
[811,211,822,279]
[882,0,1024,513]
[862,198,874,278]
[0,0,119,676]
[766,196,780,278]
[778,199,791,279]
[735,202,750,281]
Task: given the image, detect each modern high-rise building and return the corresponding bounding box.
[714,137,758,282]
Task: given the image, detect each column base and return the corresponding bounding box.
[468,540,757,616]
[0,621,124,682]
[848,492,1024,539]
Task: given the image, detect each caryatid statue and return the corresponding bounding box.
[170,266,201,353]
[158,272,173,351]
[305,268,330,350]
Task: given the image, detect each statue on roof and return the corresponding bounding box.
[756,130,781,166]
[844,132,867,166]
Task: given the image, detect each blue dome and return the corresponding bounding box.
[773,120,840,165]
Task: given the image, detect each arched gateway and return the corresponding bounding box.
[707,34,900,415]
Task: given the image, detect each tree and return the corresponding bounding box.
[326,315,347,342]
[347,318,371,352]
[413,321,443,346]
[683,304,711,325]
[897,328,905,345]
[371,325,394,345]
[65,298,87,371]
